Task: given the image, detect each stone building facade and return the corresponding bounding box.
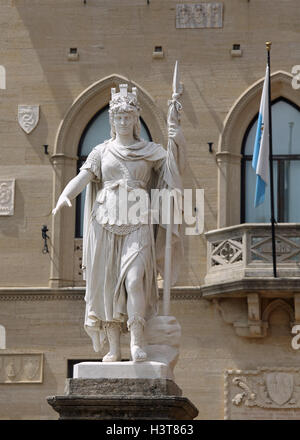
[1,0,300,419]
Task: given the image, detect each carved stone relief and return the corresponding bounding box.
[205,225,300,284]
[176,3,223,29]
[211,237,243,267]
[0,353,43,383]
[214,296,296,338]
[0,179,15,216]
[18,105,39,134]
[225,368,300,419]
[251,234,300,263]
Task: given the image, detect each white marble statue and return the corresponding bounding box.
[53,82,185,363]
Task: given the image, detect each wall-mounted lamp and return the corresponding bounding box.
[208,142,213,153]
[41,225,50,254]
[43,144,49,155]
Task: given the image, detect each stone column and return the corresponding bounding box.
[216,151,242,228]
[50,153,77,288]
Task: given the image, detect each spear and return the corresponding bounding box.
[163,61,183,316]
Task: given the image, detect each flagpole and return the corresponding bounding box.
[266,41,277,278]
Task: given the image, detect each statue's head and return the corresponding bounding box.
[109,84,141,140]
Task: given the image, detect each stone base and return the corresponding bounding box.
[64,377,182,397]
[47,361,198,420]
[47,394,198,420]
[74,361,173,380]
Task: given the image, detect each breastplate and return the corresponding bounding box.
[93,179,149,235]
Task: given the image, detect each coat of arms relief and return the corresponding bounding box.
[176,3,223,29]
[0,179,15,216]
[0,353,43,383]
[18,105,39,134]
[225,368,300,419]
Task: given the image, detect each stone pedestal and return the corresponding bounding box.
[47,361,198,420]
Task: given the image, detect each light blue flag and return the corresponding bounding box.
[252,66,269,207]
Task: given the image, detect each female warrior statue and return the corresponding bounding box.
[53,82,185,362]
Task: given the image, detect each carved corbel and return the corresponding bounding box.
[214,295,267,338]
[294,294,300,324]
[247,293,266,337]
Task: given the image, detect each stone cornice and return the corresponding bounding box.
[3,280,300,301]
[202,277,300,298]
[0,286,202,301]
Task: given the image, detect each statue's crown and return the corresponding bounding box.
[109,84,140,113]
[111,84,137,101]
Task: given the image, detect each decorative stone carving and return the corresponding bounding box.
[266,373,294,406]
[0,353,43,383]
[176,3,223,29]
[213,296,296,339]
[225,368,300,419]
[211,237,243,267]
[0,287,200,302]
[18,105,39,134]
[0,179,15,216]
[231,377,256,406]
[205,224,300,285]
[251,234,300,263]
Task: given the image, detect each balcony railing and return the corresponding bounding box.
[205,223,300,285]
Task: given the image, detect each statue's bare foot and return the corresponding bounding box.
[102,351,121,362]
[131,344,147,362]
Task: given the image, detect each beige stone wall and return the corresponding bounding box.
[2,0,300,287]
[0,293,298,420]
[1,0,300,420]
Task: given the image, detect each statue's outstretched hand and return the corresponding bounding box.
[52,195,72,216]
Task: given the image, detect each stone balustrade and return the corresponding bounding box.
[205,223,300,285]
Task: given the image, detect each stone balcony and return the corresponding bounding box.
[204,223,300,286]
[202,224,300,338]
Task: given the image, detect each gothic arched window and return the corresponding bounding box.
[75,106,152,237]
[241,98,300,223]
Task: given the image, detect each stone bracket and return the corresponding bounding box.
[294,294,300,324]
[214,293,298,338]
